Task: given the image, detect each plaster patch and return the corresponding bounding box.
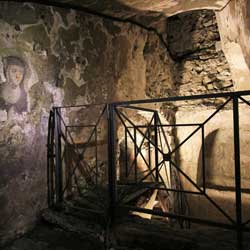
[44,81,64,106]
[75,95,90,105]
[9,125,24,145]
[0,21,17,48]
[50,11,67,57]
[0,58,6,82]
[40,109,49,135]
[66,10,78,27]
[224,42,250,90]
[0,109,8,122]
[23,53,38,90]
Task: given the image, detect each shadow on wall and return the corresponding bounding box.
[197,127,250,190]
[191,127,250,224]
[197,129,219,188]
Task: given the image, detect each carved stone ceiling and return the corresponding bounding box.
[27,0,250,90]
[68,0,230,16]
[52,0,230,33]
[60,0,230,17]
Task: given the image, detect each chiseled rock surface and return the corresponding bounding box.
[2,223,104,250]
[175,105,250,223]
[3,210,250,250]
[167,10,233,96]
[59,0,229,17]
[113,0,230,16]
[0,1,174,244]
[216,0,250,90]
[0,1,244,246]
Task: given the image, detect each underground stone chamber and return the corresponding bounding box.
[0,1,250,250]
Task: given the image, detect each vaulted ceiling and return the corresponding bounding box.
[57,0,230,17]
[21,0,231,34]
[11,0,250,90]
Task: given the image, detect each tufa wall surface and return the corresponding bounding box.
[168,10,250,223]
[0,2,175,244]
[0,1,243,242]
[216,0,250,90]
[167,10,233,96]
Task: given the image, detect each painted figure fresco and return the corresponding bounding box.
[0,56,28,114]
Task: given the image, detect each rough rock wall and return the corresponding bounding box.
[167,10,233,96]
[0,1,246,241]
[166,10,250,223]
[175,106,250,223]
[0,2,175,244]
[216,0,250,90]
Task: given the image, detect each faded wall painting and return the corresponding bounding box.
[0,56,28,114]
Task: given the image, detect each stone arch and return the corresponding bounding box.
[197,128,250,190]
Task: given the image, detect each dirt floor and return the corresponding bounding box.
[2,223,104,250]
[2,208,250,250]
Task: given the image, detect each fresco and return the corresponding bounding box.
[0,56,27,114]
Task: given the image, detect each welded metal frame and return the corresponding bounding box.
[48,90,250,249]
[122,123,203,190]
[107,90,250,249]
[47,110,55,207]
[47,104,107,207]
[114,98,236,224]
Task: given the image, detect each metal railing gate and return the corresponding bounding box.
[47,90,250,249]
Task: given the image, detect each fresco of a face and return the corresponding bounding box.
[0,56,27,112]
[7,64,25,89]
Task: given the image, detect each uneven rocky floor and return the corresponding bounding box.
[3,208,250,250]
[2,223,103,250]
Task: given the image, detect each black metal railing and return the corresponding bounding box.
[48,90,250,249]
[47,104,108,208]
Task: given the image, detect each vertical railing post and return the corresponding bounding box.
[95,126,98,186]
[54,107,63,204]
[154,112,159,182]
[148,128,151,171]
[134,127,138,183]
[201,125,206,193]
[107,104,117,222]
[51,112,55,206]
[125,129,128,179]
[65,126,72,197]
[233,95,243,249]
[47,110,54,207]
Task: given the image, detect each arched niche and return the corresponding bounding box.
[197,128,250,190]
